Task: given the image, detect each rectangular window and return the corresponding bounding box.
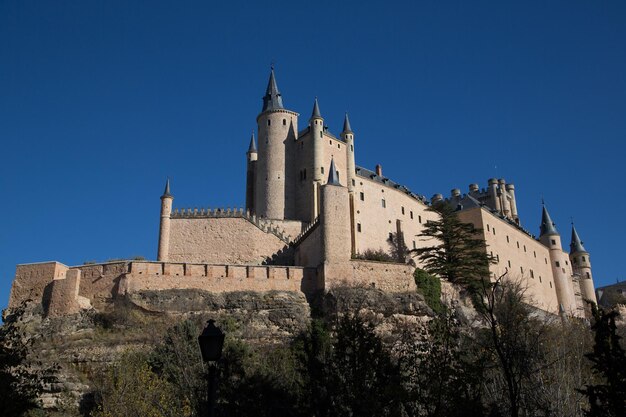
[487,224,490,232]
[530,270,534,278]
[506,236,510,243]
[551,239,556,245]
[508,260,511,268]
[401,206,405,215]
[357,223,362,232]
[413,241,416,249]
[321,167,325,174]
[493,227,496,235]
[534,251,536,258]
[523,245,526,252]
[496,254,500,262]
[360,192,364,201]
[352,179,355,186]
[410,211,413,219]
[381,199,386,208]
[520,266,524,274]
[550,281,552,288]
[418,215,422,223]
[556,261,560,267]
[582,256,586,262]
[517,242,520,248]
[389,232,393,240]
[539,276,542,283]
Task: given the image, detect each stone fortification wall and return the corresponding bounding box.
[323,260,417,293]
[168,217,291,265]
[9,262,69,309]
[293,220,322,268]
[9,260,323,316]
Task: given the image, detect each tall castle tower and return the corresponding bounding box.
[309,98,324,221]
[538,204,577,315]
[157,179,173,262]
[569,225,597,305]
[254,68,298,220]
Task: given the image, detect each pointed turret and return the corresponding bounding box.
[327,158,340,186]
[247,132,257,154]
[342,113,353,133]
[162,178,172,199]
[158,178,174,261]
[310,97,322,121]
[261,67,284,112]
[570,224,587,254]
[540,203,558,236]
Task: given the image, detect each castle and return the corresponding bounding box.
[8,69,597,319]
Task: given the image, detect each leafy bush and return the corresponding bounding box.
[352,249,394,263]
[414,268,444,313]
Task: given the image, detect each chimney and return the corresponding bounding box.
[375,164,382,177]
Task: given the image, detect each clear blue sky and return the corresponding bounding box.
[1,1,625,310]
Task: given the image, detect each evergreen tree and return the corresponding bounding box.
[412,202,494,289]
[580,306,626,417]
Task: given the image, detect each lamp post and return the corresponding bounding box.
[198,319,225,417]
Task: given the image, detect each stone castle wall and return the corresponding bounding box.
[168,217,290,265]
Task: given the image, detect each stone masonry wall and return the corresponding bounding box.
[168,217,289,264]
[323,260,417,293]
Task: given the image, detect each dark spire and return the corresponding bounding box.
[261,67,284,112]
[310,97,322,120]
[327,158,340,186]
[248,131,257,153]
[342,112,353,134]
[570,224,587,254]
[539,203,558,236]
[161,178,172,198]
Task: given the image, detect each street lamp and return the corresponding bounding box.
[198,319,225,417]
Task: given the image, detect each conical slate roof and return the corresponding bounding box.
[570,225,587,254]
[162,178,172,198]
[327,158,340,186]
[261,68,284,112]
[248,132,257,153]
[342,113,353,133]
[310,97,322,120]
[540,204,558,236]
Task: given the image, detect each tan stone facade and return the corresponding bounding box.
[8,69,596,319]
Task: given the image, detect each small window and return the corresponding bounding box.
[586,272,590,278]
[506,236,510,243]
[321,167,325,174]
[268,119,271,126]
[523,245,526,252]
[582,256,586,262]
[351,145,354,152]
[283,119,286,125]
[319,131,322,138]
[517,242,520,249]
[565,260,568,266]
[556,261,560,267]
[418,215,422,223]
[401,207,405,215]
[550,281,552,288]
[551,239,556,245]
[520,266,523,274]
[329,140,332,145]
[534,251,536,258]
[410,211,413,219]
[413,241,416,249]
[493,227,496,235]
[539,276,542,283]
[338,144,341,149]
[487,224,490,232]
[360,192,364,201]
[496,254,500,262]
[357,223,362,232]
[381,199,386,208]
[352,179,355,186]
[388,232,393,240]
[530,270,534,278]
[545,258,548,264]
[508,260,511,268]
[303,169,307,180]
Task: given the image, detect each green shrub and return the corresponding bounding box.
[414,268,444,313]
